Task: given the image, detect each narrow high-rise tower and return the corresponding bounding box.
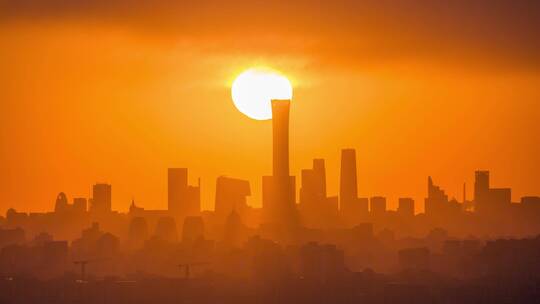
[91,183,112,214]
[262,99,297,233]
[168,168,188,213]
[168,168,200,219]
[474,171,490,203]
[339,149,358,208]
[272,99,291,178]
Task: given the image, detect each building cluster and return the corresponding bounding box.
[1,99,540,303]
[3,99,539,241]
[1,99,540,263]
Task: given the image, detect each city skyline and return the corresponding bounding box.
[0,120,537,215]
[2,1,540,214]
[0,109,536,215]
[2,144,530,216]
[5,154,535,225]
[1,2,540,303]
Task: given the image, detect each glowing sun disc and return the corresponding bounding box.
[231,67,293,120]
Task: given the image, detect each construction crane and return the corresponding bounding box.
[73,258,108,282]
[177,262,210,279]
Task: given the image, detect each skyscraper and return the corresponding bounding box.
[474,170,511,216]
[299,159,327,204]
[313,159,327,197]
[397,198,415,217]
[262,99,297,231]
[272,99,291,178]
[168,168,188,212]
[424,176,449,217]
[168,168,200,219]
[474,171,490,203]
[91,183,111,214]
[370,196,387,217]
[299,158,339,229]
[340,148,358,209]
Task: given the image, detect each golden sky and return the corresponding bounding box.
[1,1,539,213]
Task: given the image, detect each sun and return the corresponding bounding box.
[231,67,293,120]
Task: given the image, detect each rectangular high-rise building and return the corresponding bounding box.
[262,99,297,230]
[272,100,291,178]
[91,183,111,214]
[370,196,386,217]
[474,171,490,203]
[474,170,511,216]
[168,168,200,218]
[340,149,358,210]
[299,158,341,228]
[299,159,326,205]
[168,168,188,212]
[312,158,326,198]
[398,198,415,217]
[425,176,449,217]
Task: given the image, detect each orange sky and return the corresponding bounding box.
[1,1,539,214]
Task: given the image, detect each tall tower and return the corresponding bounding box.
[312,159,327,198]
[272,99,291,178]
[168,168,188,212]
[474,171,488,214]
[91,183,111,214]
[339,149,358,208]
[299,159,327,206]
[168,168,200,219]
[262,99,297,233]
[474,171,489,203]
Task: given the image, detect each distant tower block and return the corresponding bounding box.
[340,149,358,209]
[398,198,415,217]
[370,196,387,216]
[168,168,201,219]
[263,99,297,230]
[474,171,489,200]
[91,183,112,214]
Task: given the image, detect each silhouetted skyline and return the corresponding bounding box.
[2,1,540,303]
[2,1,540,214]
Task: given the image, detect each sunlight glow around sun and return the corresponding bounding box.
[231,67,293,120]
